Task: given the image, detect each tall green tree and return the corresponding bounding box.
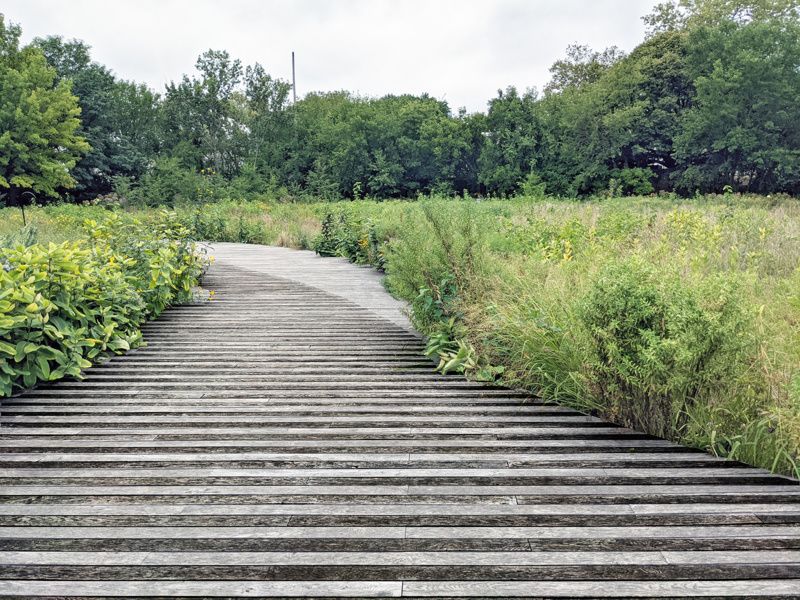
[161,49,246,177]
[285,92,473,198]
[34,36,160,198]
[674,18,800,193]
[545,44,625,94]
[109,80,162,177]
[422,108,485,195]
[478,87,543,196]
[0,16,89,207]
[244,62,292,186]
[479,0,799,198]
[644,0,800,35]
[546,30,693,195]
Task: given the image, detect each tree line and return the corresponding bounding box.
[1,0,799,205]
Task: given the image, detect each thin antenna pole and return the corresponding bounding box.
[291,51,297,103]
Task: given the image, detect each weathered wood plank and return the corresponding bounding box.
[0,580,402,597]
[3,525,799,540]
[401,580,800,596]
[4,550,800,565]
[1,503,799,516]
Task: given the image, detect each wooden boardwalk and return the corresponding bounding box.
[1,242,799,598]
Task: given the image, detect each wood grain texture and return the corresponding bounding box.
[1,242,798,598]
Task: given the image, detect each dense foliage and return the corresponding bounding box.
[34,36,160,200]
[1,0,798,205]
[0,16,89,208]
[0,212,206,396]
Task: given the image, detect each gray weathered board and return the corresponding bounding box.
[1,242,799,598]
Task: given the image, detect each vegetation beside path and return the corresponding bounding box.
[2,195,797,478]
[0,212,207,396]
[309,196,800,479]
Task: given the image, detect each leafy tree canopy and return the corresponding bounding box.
[0,16,89,205]
[2,2,799,201]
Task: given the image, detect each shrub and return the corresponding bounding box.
[313,211,358,258]
[0,213,206,396]
[580,256,754,439]
[124,157,231,206]
[385,201,486,319]
[613,167,655,196]
[313,209,386,267]
[190,206,228,241]
[519,172,547,199]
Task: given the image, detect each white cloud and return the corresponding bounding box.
[4,0,660,112]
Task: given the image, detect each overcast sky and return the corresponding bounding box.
[5,0,660,113]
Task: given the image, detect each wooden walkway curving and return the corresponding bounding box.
[1,243,799,598]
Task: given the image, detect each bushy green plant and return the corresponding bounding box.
[613,168,655,196]
[519,172,547,199]
[385,201,485,316]
[1,242,134,392]
[413,277,459,331]
[580,256,753,438]
[0,212,206,396]
[424,317,504,382]
[190,207,228,241]
[314,212,339,257]
[312,209,382,266]
[232,214,264,244]
[124,157,231,206]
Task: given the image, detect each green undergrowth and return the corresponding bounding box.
[0,210,207,396]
